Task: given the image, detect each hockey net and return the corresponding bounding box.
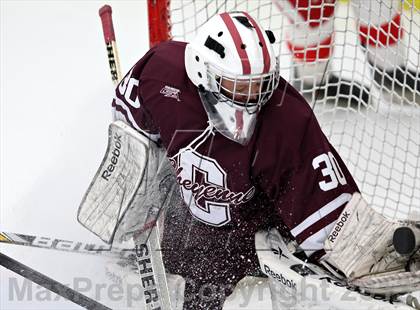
[148,0,420,222]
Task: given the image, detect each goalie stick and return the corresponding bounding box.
[99,5,172,310]
[0,252,111,310]
[0,231,134,259]
[99,5,122,85]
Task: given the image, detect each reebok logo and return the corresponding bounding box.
[264,264,297,290]
[271,246,289,260]
[160,85,181,101]
[101,133,122,181]
[328,211,350,243]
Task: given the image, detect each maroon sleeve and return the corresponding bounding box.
[255,100,359,257]
[111,47,160,141]
[283,113,358,255]
[110,41,190,145]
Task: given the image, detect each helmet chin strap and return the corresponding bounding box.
[183,121,215,152]
[170,121,215,162]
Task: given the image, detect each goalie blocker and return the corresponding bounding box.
[77,121,181,310]
[77,121,180,244]
[257,193,420,310]
[78,121,149,243]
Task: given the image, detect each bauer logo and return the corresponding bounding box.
[264,264,297,290]
[328,211,350,243]
[101,133,122,181]
[160,85,181,101]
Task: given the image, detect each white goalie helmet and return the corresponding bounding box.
[185,11,280,145]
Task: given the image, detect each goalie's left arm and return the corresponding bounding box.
[254,109,360,259]
[254,105,420,300]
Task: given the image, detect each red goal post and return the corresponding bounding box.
[148,0,172,47]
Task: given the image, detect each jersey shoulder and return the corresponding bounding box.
[140,40,190,87]
[260,76,315,143]
[254,77,318,170]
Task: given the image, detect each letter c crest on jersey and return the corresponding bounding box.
[171,149,255,227]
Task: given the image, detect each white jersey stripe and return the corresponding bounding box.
[113,97,142,131]
[291,193,352,237]
[113,100,160,142]
[299,222,336,256]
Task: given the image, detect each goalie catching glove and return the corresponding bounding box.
[322,192,420,296]
[256,228,420,310]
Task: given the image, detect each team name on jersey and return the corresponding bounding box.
[174,165,255,205]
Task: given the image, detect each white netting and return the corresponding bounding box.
[167,0,420,221]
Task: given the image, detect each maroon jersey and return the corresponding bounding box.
[112,41,359,308]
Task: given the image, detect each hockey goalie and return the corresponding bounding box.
[78,10,420,310]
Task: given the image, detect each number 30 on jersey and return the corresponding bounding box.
[312,152,347,191]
